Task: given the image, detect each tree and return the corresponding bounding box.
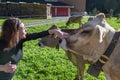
[104,0,118,13]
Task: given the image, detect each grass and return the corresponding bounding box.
[0,18,5,26]
[0,18,49,26]
[5,17,120,80]
[106,17,120,30]
[13,23,77,80]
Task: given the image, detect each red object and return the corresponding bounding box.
[51,7,68,17]
[51,7,55,16]
[57,8,68,16]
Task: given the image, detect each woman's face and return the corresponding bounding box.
[18,23,27,40]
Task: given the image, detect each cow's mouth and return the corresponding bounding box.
[59,39,68,50]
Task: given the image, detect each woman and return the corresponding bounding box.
[0,17,69,80]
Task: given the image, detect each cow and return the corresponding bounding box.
[66,16,83,27]
[38,25,86,80]
[116,14,120,20]
[60,13,120,80]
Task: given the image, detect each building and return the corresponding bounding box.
[40,1,74,17]
[47,0,86,16]
[0,0,86,17]
[59,0,86,15]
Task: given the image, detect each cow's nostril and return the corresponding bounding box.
[38,43,41,46]
[38,42,45,47]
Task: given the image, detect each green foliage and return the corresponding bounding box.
[104,0,118,14]
[0,2,47,17]
[86,0,120,15]
[92,8,100,15]
[0,18,6,26]
[13,18,120,80]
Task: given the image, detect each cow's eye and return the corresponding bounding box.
[81,30,91,34]
[50,34,54,37]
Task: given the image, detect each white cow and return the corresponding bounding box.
[61,13,120,80]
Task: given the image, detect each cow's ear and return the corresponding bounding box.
[49,24,58,29]
[96,25,106,43]
[96,13,106,19]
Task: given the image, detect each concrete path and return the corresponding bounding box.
[0,16,91,29]
[24,17,69,27]
[24,16,90,27]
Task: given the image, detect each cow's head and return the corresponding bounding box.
[38,24,60,49]
[61,13,116,62]
[38,24,80,49]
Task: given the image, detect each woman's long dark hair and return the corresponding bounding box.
[1,17,21,48]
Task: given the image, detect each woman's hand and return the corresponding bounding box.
[2,61,17,73]
[48,29,69,39]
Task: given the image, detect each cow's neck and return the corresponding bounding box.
[87,30,116,63]
[78,30,116,63]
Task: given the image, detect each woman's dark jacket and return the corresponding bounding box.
[0,31,49,80]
